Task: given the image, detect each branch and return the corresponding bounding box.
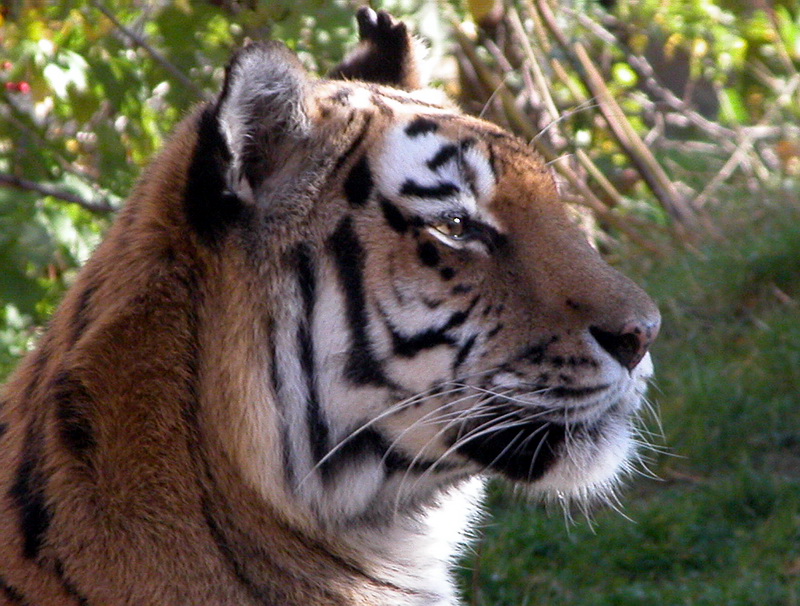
[453,23,668,256]
[530,0,695,227]
[91,1,210,101]
[0,173,117,214]
[693,73,800,208]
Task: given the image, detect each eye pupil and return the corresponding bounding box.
[438,216,465,238]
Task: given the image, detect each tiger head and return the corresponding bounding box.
[201,8,661,525]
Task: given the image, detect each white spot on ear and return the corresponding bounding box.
[347,87,375,110]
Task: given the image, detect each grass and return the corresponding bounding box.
[461,199,800,605]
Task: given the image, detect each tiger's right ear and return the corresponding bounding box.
[215,41,312,203]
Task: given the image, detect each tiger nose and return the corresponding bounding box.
[589,317,660,371]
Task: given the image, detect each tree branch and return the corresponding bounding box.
[0,173,117,214]
[91,1,210,101]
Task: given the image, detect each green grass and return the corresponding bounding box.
[461,200,800,605]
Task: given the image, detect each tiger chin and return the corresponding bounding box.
[0,8,660,606]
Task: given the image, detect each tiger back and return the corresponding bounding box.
[0,9,659,606]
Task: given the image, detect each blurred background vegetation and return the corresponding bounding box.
[1,0,799,603]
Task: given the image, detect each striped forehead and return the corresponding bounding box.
[372,117,497,218]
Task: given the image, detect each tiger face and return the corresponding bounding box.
[213,20,659,524]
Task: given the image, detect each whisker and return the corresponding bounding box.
[301,367,506,486]
[401,409,529,489]
[529,98,601,145]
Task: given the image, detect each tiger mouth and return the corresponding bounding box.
[451,415,567,482]
[541,384,611,399]
[448,391,629,483]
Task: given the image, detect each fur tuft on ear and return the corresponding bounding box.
[216,41,311,202]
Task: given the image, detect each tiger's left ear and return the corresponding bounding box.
[328,7,422,91]
[215,41,312,203]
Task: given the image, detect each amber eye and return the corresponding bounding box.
[432,216,466,239]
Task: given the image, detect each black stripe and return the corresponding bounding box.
[200,497,278,605]
[445,295,481,329]
[325,426,456,475]
[453,335,478,371]
[294,245,330,471]
[416,241,439,267]
[452,216,507,252]
[521,343,547,364]
[53,371,96,463]
[53,560,91,606]
[486,323,504,339]
[343,155,374,207]
[328,217,390,386]
[330,114,373,177]
[400,180,459,199]
[184,106,244,247]
[439,267,455,281]
[10,420,51,560]
[471,221,507,252]
[20,348,49,405]
[385,296,479,358]
[174,266,279,605]
[426,144,458,171]
[420,295,443,309]
[487,143,498,178]
[270,341,297,490]
[392,328,455,358]
[0,576,29,606]
[404,117,439,137]
[0,422,7,440]
[378,196,408,234]
[69,283,96,347]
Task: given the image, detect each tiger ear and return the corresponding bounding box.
[215,41,311,203]
[328,7,422,91]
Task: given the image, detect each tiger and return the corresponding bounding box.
[0,8,660,606]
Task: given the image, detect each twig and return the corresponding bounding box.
[507,7,559,126]
[532,0,697,228]
[572,10,738,144]
[91,1,209,101]
[693,74,800,208]
[0,172,117,214]
[757,0,799,77]
[453,23,667,255]
[509,7,633,215]
[574,43,695,225]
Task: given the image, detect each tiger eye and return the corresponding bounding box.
[434,216,466,239]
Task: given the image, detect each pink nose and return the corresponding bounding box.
[590,319,660,371]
